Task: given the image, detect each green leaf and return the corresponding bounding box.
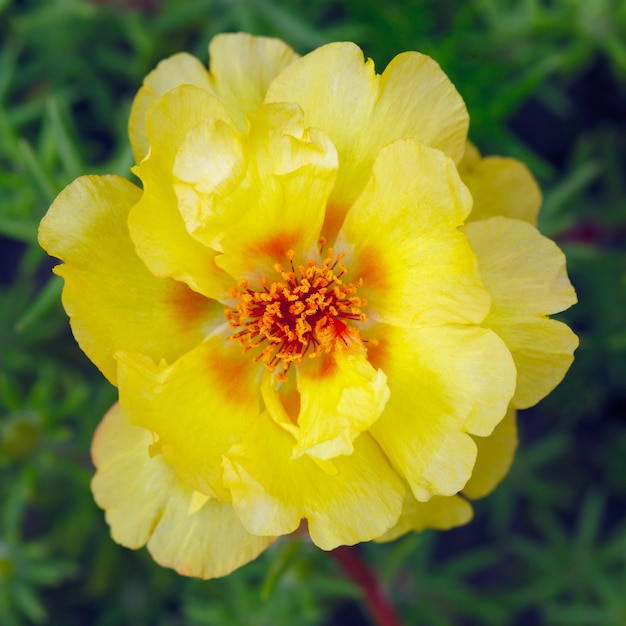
[15,275,63,333]
[17,140,59,204]
[12,582,46,624]
[45,97,84,180]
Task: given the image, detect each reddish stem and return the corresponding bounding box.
[330,545,404,626]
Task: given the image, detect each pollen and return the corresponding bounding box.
[225,246,366,379]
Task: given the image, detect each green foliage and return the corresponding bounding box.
[1,0,625,624]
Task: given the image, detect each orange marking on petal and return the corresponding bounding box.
[318,353,338,379]
[322,202,349,242]
[354,245,388,292]
[364,335,387,371]
[167,282,211,333]
[278,373,301,424]
[205,346,251,400]
[255,232,300,260]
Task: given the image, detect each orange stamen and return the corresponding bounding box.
[225,247,366,379]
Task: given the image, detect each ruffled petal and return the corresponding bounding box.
[172,103,338,279]
[223,418,405,550]
[367,323,516,500]
[339,139,489,327]
[459,143,541,225]
[377,409,518,541]
[129,53,213,164]
[464,217,578,408]
[207,33,300,130]
[464,217,577,316]
[91,403,274,579]
[171,115,246,251]
[463,407,517,499]
[373,51,467,163]
[291,348,389,460]
[487,317,578,409]
[115,335,261,500]
[129,34,299,166]
[130,85,235,298]
[266,42,468,230]
[375,492,473,543]
[38,175,214,385]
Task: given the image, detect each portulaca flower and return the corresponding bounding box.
[38,34,577,578]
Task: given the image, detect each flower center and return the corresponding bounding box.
[225,246,366,379]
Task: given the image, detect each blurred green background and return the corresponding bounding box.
[1,0,626,624]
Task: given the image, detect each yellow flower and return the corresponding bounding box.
[38,33,577,578]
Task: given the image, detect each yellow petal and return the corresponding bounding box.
[219,106,338,279]
[367,323,516,501]
[463,407,518,499]
[188,490,211,515]
[171,116,246,249]
[207,33,300,131]
[223,417,405,550]
[376,491,473,543]
[459,143,541,225]
[464,216,577,315]
[115,335,261,500]
[129,53,213,164]
[38,175,215,385]
[487,317,578,409]
[460,141,481,168]
[173,103,338,279]
[266,42,468,230]
[130,85,235,298]
[260,370,300,439]
[292,347,389,460]
[374,51,468,163]
[464,217,578,408]
[339,139,489,327]
[129,34,299,165]
[91,403,274,578]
